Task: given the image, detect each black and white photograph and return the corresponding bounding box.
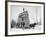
[5,1,45,36]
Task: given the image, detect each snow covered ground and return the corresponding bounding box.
[10,25,43,35]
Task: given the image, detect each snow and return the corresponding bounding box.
[10,25,43,35]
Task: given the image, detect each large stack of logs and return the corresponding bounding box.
[17,8,30,28]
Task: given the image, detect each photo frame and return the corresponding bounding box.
[5,1,45,36]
